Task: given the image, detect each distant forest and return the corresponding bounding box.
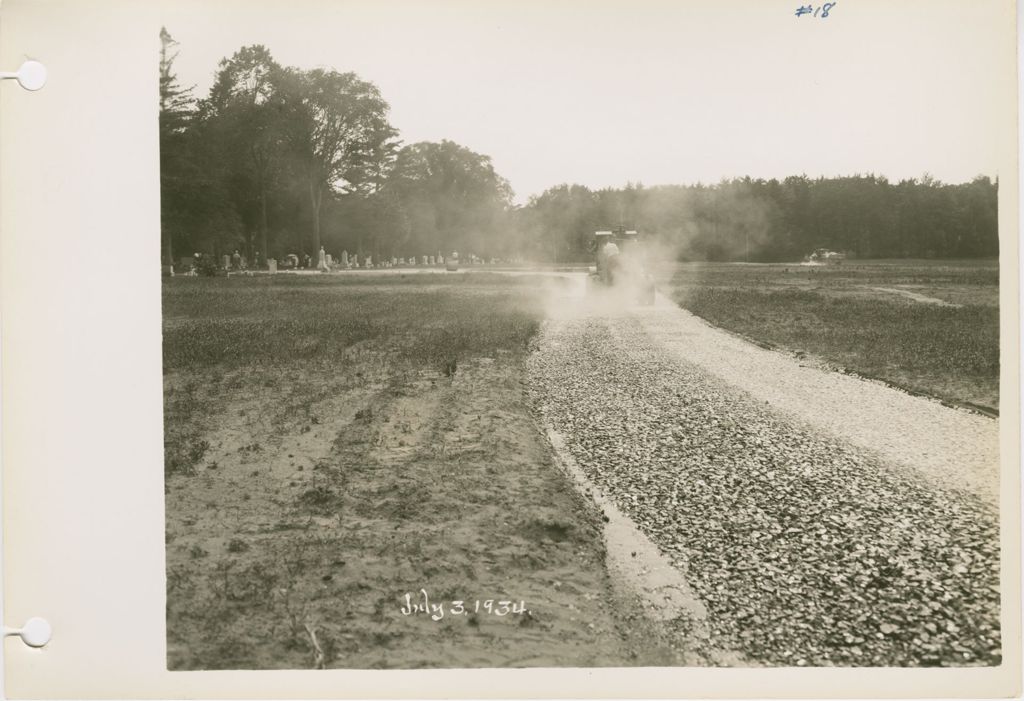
[526,176,998,263]
[160,32,999,266]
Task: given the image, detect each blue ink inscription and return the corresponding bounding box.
[796,2,835,18]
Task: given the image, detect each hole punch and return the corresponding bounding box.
[0,60,47,91]
[4,617,52,648]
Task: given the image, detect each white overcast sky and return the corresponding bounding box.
[163,0,1013,204]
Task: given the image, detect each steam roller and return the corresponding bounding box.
[588,226,656,305]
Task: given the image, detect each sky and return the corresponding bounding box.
[162,0,1013,204]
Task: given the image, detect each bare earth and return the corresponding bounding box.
[165,348,674,669]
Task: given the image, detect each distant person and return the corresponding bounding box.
[232,250,241,270]
[598,240,620,284]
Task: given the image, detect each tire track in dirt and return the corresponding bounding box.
[167,353,677,669]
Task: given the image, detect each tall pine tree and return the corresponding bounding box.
[159,27,196,268]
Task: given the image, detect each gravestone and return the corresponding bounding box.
[341,250,349,267]
[421,255,428,266]
[428,256,435,265]
[222,254,231,270]
[268,258,277,274]
[325,254,333,267]
[365,255,373,268]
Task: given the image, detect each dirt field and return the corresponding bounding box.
[656,259,1000,413]
[163,274,673,670]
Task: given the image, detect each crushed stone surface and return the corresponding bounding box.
[638,297,999,506]
[527,298,1000,667]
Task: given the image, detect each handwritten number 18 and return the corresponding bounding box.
[795,2,835,18]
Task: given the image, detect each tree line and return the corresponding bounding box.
[160,29,514,267]
[161,30,998,266]
[521,175,998,263]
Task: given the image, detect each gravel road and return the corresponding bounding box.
[639,295,999,506]
[528,291,1000,666]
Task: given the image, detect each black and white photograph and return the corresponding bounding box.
[146,0,1008,676]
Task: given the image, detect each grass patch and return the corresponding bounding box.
[661,260,1000,411]
[163,275,541,370]
[161,275,545,480]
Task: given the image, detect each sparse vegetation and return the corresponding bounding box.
[661,260,1000,412]
[163,275,659,670]
[227,538,250,554]
[162,275,541,371]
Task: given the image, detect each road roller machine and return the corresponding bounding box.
[590,227,656,305]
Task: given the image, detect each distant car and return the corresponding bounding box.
[806,248,846,264]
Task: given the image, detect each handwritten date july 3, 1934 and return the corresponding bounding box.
[400,589,530,621]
